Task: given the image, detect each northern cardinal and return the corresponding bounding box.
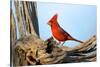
[47,14,83,45]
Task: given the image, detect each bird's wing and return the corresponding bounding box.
[58,26,71,38]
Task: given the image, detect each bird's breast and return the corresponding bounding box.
[51,28,67,41]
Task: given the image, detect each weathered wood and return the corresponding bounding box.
[13,35,66,66]
[10,9,17,66]
[10,9,17,46]
[11,1,40,66]
[13,35,96,66]
[61,35,96,63]
[14,1,39,38]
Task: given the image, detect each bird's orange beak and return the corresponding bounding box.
[47,22,52,26]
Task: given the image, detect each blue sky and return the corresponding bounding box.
[37,2,96,48]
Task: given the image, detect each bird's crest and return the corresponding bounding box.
[48,14,58,26]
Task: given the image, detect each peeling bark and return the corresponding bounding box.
[13,35,96,66]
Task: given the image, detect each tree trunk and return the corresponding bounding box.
[11,0,40,66]
[14,1,39,38]
[10,9,17,66]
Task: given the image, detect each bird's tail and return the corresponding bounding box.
[73,39,83,43]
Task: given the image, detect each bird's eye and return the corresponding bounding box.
[50,20,53,22]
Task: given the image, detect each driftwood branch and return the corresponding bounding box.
[13,35,96,66]
[61,35,96,63]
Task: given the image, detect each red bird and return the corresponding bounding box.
[47,14,83,45]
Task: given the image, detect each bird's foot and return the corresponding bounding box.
[61,42,65,46]
[56,41,61,45]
